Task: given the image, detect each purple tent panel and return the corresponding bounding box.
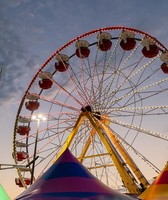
[15,149,136,200]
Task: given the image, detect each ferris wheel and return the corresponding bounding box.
[13,26,168,195]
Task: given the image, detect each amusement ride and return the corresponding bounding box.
[12,26,168,195]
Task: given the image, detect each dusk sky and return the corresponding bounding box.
[1,0,168,199]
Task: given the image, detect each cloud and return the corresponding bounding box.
[0,1,42,106]
[1,0,168,107]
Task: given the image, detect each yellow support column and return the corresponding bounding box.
[79,114,110,163]
[53,113,85,162]
[78,128,96,163]
[85,112,140,194]
[100,121,149,190]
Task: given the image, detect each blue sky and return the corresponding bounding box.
[1,0,168,199]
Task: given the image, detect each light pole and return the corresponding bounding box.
[30,114,46,184]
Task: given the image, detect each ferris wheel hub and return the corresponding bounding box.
[81,105,92,112]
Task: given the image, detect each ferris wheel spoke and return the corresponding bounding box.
[78,59,91,104]
[55,54,88,105]
[47,110,79,120]
[89,48,100,103]
[111,128,161,173]
[66,65,87,101]
[31,129,74,158]
[110,39,145,90]
[39,95,80,111]
[93,49,125,104]
[65,64,88,105]
[95,36,123,99]
[41,71,83,107]
[100,56,159,106]
[109,118,168,141]
[84,61,99,104]
[95,56,110,106]
[102,105,168,117]
[120,88,168,110]
[93,58,145,107]
[21,116,78,145]
[105,77,168,109]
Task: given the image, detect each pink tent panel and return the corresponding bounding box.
[15,149,135,200]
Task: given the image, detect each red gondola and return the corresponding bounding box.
[142,45,159,58]
[16,151,29,161]
[161,63,168,74]
[55,61,69,72]
[120,38,136,51]
[15,178,31,187]
[39,78,53,89]
[25,101,40,111]
[17,126,30,136]
[98,39,112,51]
[76,47,90,58]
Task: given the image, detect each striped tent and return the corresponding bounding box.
[139,162,168,200]
[0,184,10,200]
[15,149,135,200]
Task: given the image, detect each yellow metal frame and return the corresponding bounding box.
[85,112,140,194]
[78,128,96,163]
[53,113,85,162]
[99,120,149,189]
[78,113,110,163]
[54,111,149,194]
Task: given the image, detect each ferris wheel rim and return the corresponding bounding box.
[12,26,168,190]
